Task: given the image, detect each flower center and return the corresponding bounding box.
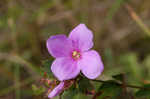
[72,51,81,60]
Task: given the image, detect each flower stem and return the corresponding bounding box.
[92,79,150,90]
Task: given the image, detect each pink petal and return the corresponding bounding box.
[51,57,80,81]
[78,50,104,79]
[48,82,64,98]
[46,34,73,58]
[69,24,93,51]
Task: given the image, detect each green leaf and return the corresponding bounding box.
[73,93,91,99]
[62,85,78,99]
[97,80,122,99]
[112,73,124,82]
[78,77,94,93]
[32,84,46,95]
[63,79,92,99]
[119,53,143,84]
[41,59,54,78]
[135,84,150,98]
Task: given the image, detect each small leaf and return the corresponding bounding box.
[62,85,78,99]
[78,77,94,93]
[41,59,54,78]
[97,80,122,99]
[63,76,93,99]
[135,84,150,98]
[112,73,124,82]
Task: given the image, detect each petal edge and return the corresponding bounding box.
[78,50,104,79]
[69,24,93,51]
[51,57,80,81]
[46,34,73,58]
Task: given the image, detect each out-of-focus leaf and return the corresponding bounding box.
[41,59,54,78]
[135,84,150,98]
[62,85,78,99]
[103,48,114,66]
[32,84,46,95]
[143,55,150,79]
[73,93,91,99]
[119,53,143,84]
[63,77,92,99]
[78,77,94,93]
[112,73,124,82]
[97,80,122,99]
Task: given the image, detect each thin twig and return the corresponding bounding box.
[92,79,150,90]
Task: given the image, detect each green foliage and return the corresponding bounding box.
[104,48,114,66]
[143,55,150,79]
[41,59,54,78]
[119,53,143,84]
[97,80,122,99]
[135,84,150,98]
[62,84,91,99]
[73,93,91,99]
[32,84,46,95]
[112,73,124,82]
[62,85,78,99]
[78,77,94,93]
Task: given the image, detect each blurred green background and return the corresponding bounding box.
[0,0,150,99]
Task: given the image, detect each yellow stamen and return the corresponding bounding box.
[72,51,81,60]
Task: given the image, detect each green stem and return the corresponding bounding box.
[92,79,150,90]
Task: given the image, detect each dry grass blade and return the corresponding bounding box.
[125,4,150,37]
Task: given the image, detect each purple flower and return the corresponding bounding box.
[46,24,104,81]
[48,82,64,98]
